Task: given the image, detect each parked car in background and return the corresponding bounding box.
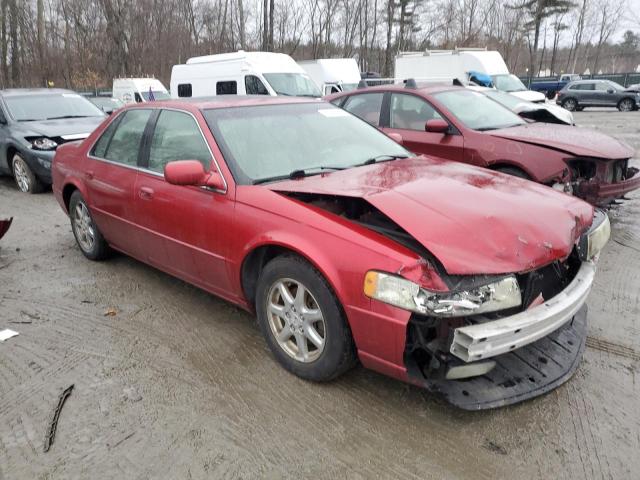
[170,51,321,99]
[327,84,639,205]
[0,88,105,193]
[87,96,124,115]
[530,74,581,99]
[52,96,609,410]
[626,83,640,92]
[557,80,639,111]
[112,77,170,104]
[298,58,361,95]
[471,86,574,125]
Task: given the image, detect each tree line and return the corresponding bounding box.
[2,0,639,90]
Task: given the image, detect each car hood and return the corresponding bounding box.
[267,157,593,275]
[515,103,574,125]
[17,117,104,139]
[509,90,547,103]
[487,123,634,159]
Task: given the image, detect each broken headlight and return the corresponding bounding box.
[29,137,58,151]
[364,271,521,317]
[577,209,610,261]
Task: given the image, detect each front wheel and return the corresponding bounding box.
[256,255,356,382]
[69,191,110,260]
[562,98,578,111]
[12,154,44,194]
[618,98,635,112]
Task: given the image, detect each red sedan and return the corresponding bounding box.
[52,97,609,409]
[326,84,640,205]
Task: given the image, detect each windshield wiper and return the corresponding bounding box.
[253,166,346,185]
[360,154,409,166]
[46,115,93,120]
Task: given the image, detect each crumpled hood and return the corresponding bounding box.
[17,117,104,139]
[268,157,594,275]
[488,123,634,159]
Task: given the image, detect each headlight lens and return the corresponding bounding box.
[30,137,58,150]
[364,271,521,317]
[577,210,610,261]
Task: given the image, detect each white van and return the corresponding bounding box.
[112,78,170,104]
[395,49,546,103]
[298,58,361,95]
[170,51,321,99]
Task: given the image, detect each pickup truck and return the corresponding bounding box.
[530,74,581,99]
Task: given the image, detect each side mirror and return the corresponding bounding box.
[164,160,225,190]
[425,119,450,134]
[607,89,614,94]
[387,132,403,145]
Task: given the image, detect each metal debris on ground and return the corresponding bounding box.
[103,308,117,317]
[0,329,19,342]
[43,384,74,453]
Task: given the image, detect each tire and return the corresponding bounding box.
[12,153,44,194]
[617,98,635,112]
[546,90,556,100]
[69,190,110,260]
[256,254,356,382]
[496,166,531,180]
[562,98,578,111]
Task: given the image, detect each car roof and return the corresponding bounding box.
[124,95,321,111]
[0,88,76,97]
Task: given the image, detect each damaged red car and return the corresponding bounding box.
[52,98,610,410]
[327,84,640,205]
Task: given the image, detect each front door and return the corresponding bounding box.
[133,109,235,298]
[382,93,464,161]
[84,109,153,257]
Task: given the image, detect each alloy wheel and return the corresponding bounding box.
[619,99,634,112]
[563,99,577,111]
[73,202,95,253]
[266,278,326,363]
[13,157,31,192]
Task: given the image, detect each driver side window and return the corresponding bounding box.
[390,93,442,131]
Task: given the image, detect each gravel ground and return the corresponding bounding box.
[0,109,639,479]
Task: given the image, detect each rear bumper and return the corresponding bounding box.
[450,261,595,363]
[427,304,587,410]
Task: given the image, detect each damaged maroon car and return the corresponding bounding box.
[52,98,610,410]
[327,84,640,205]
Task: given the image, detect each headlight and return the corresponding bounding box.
[30,137,58,150]
[364,271,521,317]
[577,210,610,261]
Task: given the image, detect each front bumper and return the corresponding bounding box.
[427,304,587,410]
[450,261,595,363]
[22,149,55,184]
[577,167,640,203]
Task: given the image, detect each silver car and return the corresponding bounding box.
[557,80,639,112]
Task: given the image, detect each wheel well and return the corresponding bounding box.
[489,163,531,179]
[6,146,17,173]
[618,96,636,106]
[62,184,78,212]
[241,245,298,307]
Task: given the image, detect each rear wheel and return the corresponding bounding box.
[12,154,43,194]
[562,98,578,111]
[256,255,356,382]
[618,98,635,112]
[496,166,531,180]
[69,191,110,260]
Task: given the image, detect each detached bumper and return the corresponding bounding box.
[428,304,587,410]
[578,167,640,204]
[450,261,595,363]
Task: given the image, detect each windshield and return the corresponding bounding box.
[5,93,105,121]
[89,97,124,109]
[204,102,409,184]
[434,89,526,131]
[141,90,171,101]
[491,74,527,92]
[263,73,322,97]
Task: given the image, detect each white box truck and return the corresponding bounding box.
[297,58,361,95]
[395,49,546,103]
[170,51,321,98]
[112,77,170,104]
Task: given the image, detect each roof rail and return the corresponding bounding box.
[404,78,417,88]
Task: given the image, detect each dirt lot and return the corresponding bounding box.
[1,109,639,480]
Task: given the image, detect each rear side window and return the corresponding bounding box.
[245,75,269,95]
[217,81,237,95]
[390,93,442,131]
[148,110,212,173]
[342,93,384,126]
[571,83,594,91]
[177,84,192,97]
[102,109,152,166]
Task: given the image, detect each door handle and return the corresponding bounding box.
[85,171,94,180]
[139,186,154,199]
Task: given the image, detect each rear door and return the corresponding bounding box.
[576,82,597,105]
[133,108,235,297]
[84,109,152,257]
[381,92,464,161]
